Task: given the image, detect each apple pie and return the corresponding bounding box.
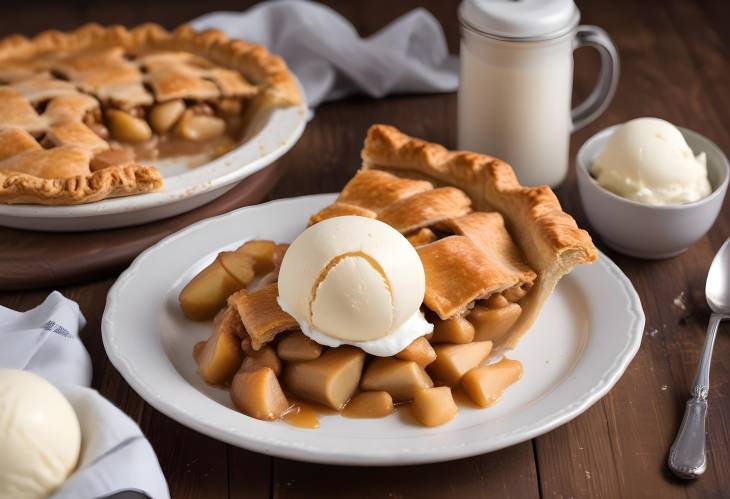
[180,124,596,427]
[0,23,301,205]
[311,124,597,353]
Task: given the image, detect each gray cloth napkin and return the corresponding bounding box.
[0,292,169,499]
[191,0,458,107]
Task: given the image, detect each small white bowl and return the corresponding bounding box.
[576,125,729,259]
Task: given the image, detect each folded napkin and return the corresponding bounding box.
[191,0,458,107]
[0,292,169,499]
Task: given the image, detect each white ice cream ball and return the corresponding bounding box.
[0,368,81,499]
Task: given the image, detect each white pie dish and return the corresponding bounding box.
[0,78,307,232]
[102,193,644,466]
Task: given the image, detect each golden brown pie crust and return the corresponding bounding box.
[309,202,376,225]
[377,187,472,233]
[360,124,597,352]
[0,23,300,108]
[0,162,163,205]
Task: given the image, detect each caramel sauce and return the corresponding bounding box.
[282,404,320,429]
[106,131,237,168]
[281,397,337,429]
[156,134,235,160]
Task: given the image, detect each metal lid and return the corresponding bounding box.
[459,0,580,41]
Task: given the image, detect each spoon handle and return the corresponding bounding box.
[668,313,723,479]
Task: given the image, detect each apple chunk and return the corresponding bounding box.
[342,391,394,419]
[396,337,436,367]
[461,358,523,407]
[469,303,522,342]
[283,346,365,410]
[179,252,255,321]
[197,308,244,385]
[430,316,475,344]
[503,284,530,302]
[428,341,492,386]
[277,330,323,361]
[231,367,290,420]
[411,387,458,427]
[240,346,282,377]
[236,240,276,275]
[360,358,433,402]
[219,251,256,285]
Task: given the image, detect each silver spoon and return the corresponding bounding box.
[668,237,730,479]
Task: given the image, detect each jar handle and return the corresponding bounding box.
[571,25,620,131]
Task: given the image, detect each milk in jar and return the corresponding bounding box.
[457,0,619,187]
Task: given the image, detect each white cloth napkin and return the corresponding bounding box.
[191,0,459,107]
[0,292,169,499]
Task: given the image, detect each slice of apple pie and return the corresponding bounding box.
[180,124,597,427]
[310,124,597,353]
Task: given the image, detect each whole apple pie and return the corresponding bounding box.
[0,23,300,205]
[180,125,597,427]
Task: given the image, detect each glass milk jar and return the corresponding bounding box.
[458,0,619,187]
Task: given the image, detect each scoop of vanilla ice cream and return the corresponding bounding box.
[277,216,432,356]
[310,254,394,341]
[0,368,81,499]
[591,117,712,205]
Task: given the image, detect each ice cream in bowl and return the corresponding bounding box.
[576,117,729,258]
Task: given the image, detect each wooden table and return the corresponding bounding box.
[3,1,730,497]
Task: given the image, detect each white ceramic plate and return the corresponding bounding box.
[102,194,644,466]
[0,79,308,232]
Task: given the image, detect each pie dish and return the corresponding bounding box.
[0,23,301,205]
[177,124,598,427]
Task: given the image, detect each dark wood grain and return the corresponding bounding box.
[1,1,729,498]
[273,443,539,499]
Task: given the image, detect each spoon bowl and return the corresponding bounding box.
[705,238,730,314]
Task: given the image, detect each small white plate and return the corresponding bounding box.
[0,79,307,232]
[103,194,644,466]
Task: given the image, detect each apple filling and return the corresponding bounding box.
[179,166,538,428]
[90,96,246,169]
[181,239,525,429]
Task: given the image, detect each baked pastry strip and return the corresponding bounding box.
[417,235,531,320]
[0,163,163,205]
[228,283,298,351]
[309,202,377,225]
[337,168,433,212]
[377,186,472,234]
[441,212,536,286]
